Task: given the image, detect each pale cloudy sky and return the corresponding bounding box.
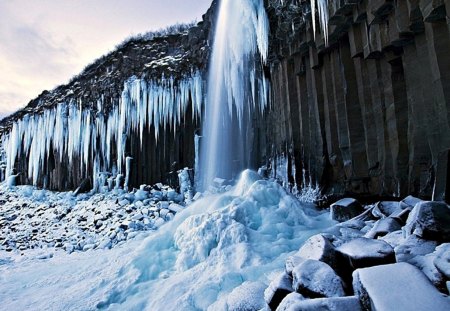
[0,0,212,119]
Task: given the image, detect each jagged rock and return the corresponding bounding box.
[353,263,450,311]
[364,217,402,239]
[330,198,363,222]
[336,237,395,271]
[404,201,450,242]
[296,234,337,269]
[264,272,294,310]
[292,259,345,298]
[400,196,424,209]
[277,296,361,311]
[434,244,450,279]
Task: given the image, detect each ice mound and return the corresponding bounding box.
[97,171,335,310]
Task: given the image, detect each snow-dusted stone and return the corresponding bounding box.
[404,201,450,242]
[336,237,395,270]
[373,201,400,218]
[364,217,402,239]
[395,234,438,263]
[118,199,130,207]
[285,256,306,276]
[409,252,447,292]
[264,272,294,311]
[292,259,345,298]
[275,293,305,311]
[380,230,405,249]
[400,195,424,209]
[168,203,183,213]
[434,244,450,279]
[330,198,363,222]
[277,296,361,311]
[296,234,337,269]
[353,263,450,311]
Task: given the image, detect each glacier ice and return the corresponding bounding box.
[0,71,203,190]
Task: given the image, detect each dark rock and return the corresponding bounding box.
[296,234,337,269]
[277,296,361,311]
[264,272,293,310]
[364,217,402,239]
[292,259,345,298]
[330,198,364,222]
[353,263,450,311]
[74,178,92,196]
[336,237,395,270]
[404,201,450,242]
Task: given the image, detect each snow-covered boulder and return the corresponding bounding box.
[296,234,337,269]
[275,292,305,311]
[285,255,306,276]
[364,217,402,239]
[292,259,345,298]
[394,234,438,263]
[336,237,395,270]
[330,198,363,222]
[264,272,294,310]
[226,281,266,311]
[353,263,450,311]
[404,201,450,242]
[434,244,450,279]
[279,296,361,311]
[400,195,424,209]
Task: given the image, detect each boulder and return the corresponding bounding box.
[395,235,438,263]
[434,244,450,279]
[336,237,395,270]
[330,198,364,222]
[364,217,402,239]
[292,259,345,298]
[296,234,337,269]
[277,296,361,311]
[275,292,305,311]
[264,272,294,310]
[404,201,450,242]
[400,195,424,209]
[353,263,450,311]
[285,255,306,276]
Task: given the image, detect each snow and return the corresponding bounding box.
[275,292,305,311]
[352,263,450,311]
[0,172,334,310]
[292,259,345,298]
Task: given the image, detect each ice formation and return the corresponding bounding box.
[199,0,270,189]
[0,71,203,189]
[0,170,335,310]
[311,0,329,45]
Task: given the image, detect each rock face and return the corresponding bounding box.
[264,0,450,201]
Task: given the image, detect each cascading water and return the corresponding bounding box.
[199,0,269,190]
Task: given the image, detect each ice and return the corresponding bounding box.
[311,0,329,46]
[0,172,334,310]
[0,71,202,190]
[199,0,269,189]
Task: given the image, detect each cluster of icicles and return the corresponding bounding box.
[0,72,203,188]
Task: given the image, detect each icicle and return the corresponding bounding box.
[311,0,329,46]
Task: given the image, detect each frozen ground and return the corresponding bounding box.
[0,170,335,310]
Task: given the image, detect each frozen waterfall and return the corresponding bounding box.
[199,0,270,190]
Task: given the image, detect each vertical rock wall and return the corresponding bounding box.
[265,0,450,201]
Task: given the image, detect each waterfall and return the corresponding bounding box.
[198,0,269,190]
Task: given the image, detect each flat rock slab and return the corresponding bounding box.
[353,263,450,311]
[292,259,345,298]
[337,237,395,269]
[404,201,450,242]
[277,296,361,311]
[365,217,402,239]
[330,198,363,222]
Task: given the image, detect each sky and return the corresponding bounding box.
[0,0,212,119]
